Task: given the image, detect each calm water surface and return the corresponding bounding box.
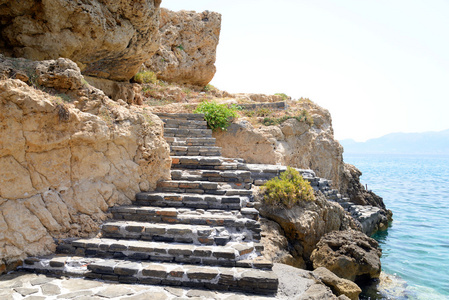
[344,154,449,300]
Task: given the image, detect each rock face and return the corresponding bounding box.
[312,267,362,300]
[0,56,171,271]
[144,8,221,86]
[0,0,161,81]
[215,101,345,191]
[258,193,359,267]
[310,230,382,281]
[214,100,392,227]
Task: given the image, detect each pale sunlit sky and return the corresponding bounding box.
[163,0,449,142]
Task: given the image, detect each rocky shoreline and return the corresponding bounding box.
[0,1,392,299]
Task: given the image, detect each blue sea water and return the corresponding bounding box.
[344,154,449,300]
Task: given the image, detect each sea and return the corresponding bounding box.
[344,153,449,300]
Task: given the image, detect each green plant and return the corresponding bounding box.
[274,93,289,101]
[203,84,216,92]
[194,101,239,131]
[176,44,185,51]
[261,109,313,126]
[262,167,315,208]
[133,71,158,84]
[255,107,273,117]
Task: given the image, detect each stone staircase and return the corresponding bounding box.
[21,113,278,295]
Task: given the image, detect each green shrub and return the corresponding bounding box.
[203,84,216,92]
[274,93,289,101]
[262,167,315,208]
[133,71,158,84]
[262,109,313,126]
[194,101,239,131]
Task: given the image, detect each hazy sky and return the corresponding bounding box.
[163,0,449,142]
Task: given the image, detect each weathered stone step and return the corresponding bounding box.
[161,118,208,130]
[156,180,253,195]
[100,221,261,245]
[171,156,248,171]
[21,255,278,294]
[111,206,260,226]
[87,259,277,294]
[165,137,217,146]
[164,128,212,138]
[171,169,252,183]
[58,238,266,268]
[156,113,205,121]
[170,145,222,157]
[135,192,249,210]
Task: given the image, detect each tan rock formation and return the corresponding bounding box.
[260,217,307,269]
[144,8,221,86]
[0,0,161,81]
[312,267,362,300]
[310,230,382,281]
[215,100,345,191]
[0,57,171,271]
[84,76,143,105]
[258,193,359,265]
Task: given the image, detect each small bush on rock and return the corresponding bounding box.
[194,101,239,131]
[262,167,315,208]
[133,71,158,84]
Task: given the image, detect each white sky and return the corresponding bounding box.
[163,0,449,142]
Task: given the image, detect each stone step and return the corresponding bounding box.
[164,128,212,138]
[21,256,277,294]
[135,192,249,210]
[170,146,222,157]
[156,180,253,195]
[156,113,205,121]
[111,206,260,226]
[171,169,252,183]
[56,238,266,268]
[171,156,248,171]
[85,259,278,294]
[100,221,261,245]
[165,137,217,146]
[161,118,208,130]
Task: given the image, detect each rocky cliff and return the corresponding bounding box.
[0,56,171,271]
[214,99,390,216]
[0,0,161,81]
[143,8,221,86]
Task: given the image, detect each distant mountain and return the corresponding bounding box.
[340,129,449,154]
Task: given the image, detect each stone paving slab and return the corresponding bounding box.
[134,192,247,210]
[4,263,328,299]
[111,206,260,225]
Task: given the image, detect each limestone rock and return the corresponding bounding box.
[144,8,221,86]
[258,193,358,265]
[310,230,382,281]
[260,218,306,268]
[312,267,362,300]
[84,76,143,105]
[0,57,171,271]
[215,101,345,190]
[0,0,161,81]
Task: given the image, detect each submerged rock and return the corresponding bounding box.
[310,230,382,282]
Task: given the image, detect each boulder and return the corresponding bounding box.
[0,56,171,272]
[310,230,382,281]
[258,193,358,265]
[144,8,221,86]
[312,267,362,300]
[0,0,161,81]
